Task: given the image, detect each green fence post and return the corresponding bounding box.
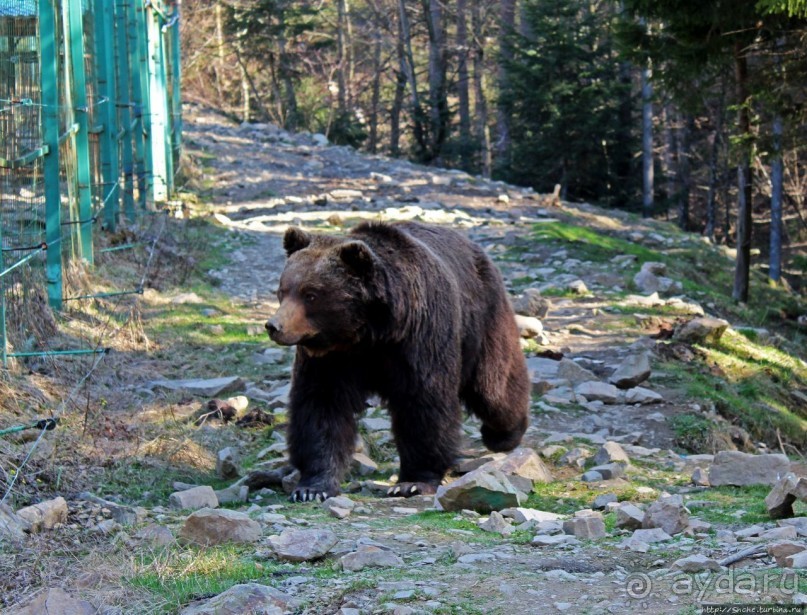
[136,0,152,208]
[145,1,169,203]
[67,0,94,264]
[40,0,63,311]
[115,1,135,221]
[127,0,147,212]
[0,224,6,367]
[94,0,120,230]
[169,1,181,182]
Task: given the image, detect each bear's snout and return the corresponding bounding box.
[265,318,281,337]
[266,299,313,346]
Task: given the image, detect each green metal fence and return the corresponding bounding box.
[0,0,181,366]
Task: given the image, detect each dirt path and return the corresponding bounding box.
[6,104,801,615]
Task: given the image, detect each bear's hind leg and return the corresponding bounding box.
[463,325,530,453]
[387,390,461,497]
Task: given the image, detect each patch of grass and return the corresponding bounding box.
[669,414,724,454]
[128,545,293,613]
[686,485,806,525]
[659,354,807,451]
[531,221,663,263]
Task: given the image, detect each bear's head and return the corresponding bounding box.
[266,227,381,356]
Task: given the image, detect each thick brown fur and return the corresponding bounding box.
[266,221,530,502]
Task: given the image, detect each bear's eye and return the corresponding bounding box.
[304,293,317,304]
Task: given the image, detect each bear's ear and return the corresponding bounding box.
[338,241,376,278]
[283,227,311,256]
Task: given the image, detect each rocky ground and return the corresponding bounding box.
[2,103,807,614]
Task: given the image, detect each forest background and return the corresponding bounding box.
[179,0,807,301]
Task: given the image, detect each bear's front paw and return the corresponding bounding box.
[289,482,340,503]
[387,481,438,497]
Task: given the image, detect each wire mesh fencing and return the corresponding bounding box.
[0,0,181,367]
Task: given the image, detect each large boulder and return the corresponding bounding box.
[709,451,790,487]
[609,352,651,389]
[674,317,730,345]
[269,528,338,562]
[180,583,294,615]
[434,468,526,513]
[766,473,807,519]
[642,494,689,536]
[179,508,261,546]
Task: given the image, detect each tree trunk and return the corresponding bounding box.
[495,0,516,168]
[732,46,753,303]
[472,0,491,177]
[677,113,693,231]
[641,61,653,218]
[277,13,298,129]
[422,0,448,163]
[397,0,426,155]
[214,2,226,107]
[369,26,382,154]
[456,0,472,170]
[336,0,348,115]
[770,114,783,284]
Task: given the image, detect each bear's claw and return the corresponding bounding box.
[290,488,330,503]
[386,482,437,497]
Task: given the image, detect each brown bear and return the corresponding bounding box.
[266,221,530,502]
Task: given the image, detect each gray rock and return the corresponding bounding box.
[360,417,391,431]
[593,442,630,466]
[434,468,526,513]
[179,508,261,546]
[7,587,96,615]
[216,447,241,480]
[269,528,338,562]
[323,496,355,519]
[624,387,663,405]
[779,518,807,537]
[674,317,730,345]
[179,583,294,615]
[214,485,249,505]
[15,497,68,532]
[581,471,604,482]
[500,508,563,524]
[78,493,146,526]
[615,504,644,530]
[512,289,550,318]
[785,551,807,569]
[560,447,591,468]
[574,381,620,404]
[609,353,651,389]
[0,503,30,542]
[351,452,378,476]
[134,524,175,547]
[341,545,404,571]
[630,527,673,543]
[532,534,578,547]
[588,463,625,480]
[556,360,597,386]
[691,467,710,487]
[709,451,790,487]
[169,486,219,510]
[766,473,807,518]
[562,515,607,540]
[642,494,689,536]
[592,493,617,510]
[479,511,514,536]
[148,376,246,397]
[567,280,588,294]
[670,554,723,573]
[486,447,554,486]
[767,541,807,567]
